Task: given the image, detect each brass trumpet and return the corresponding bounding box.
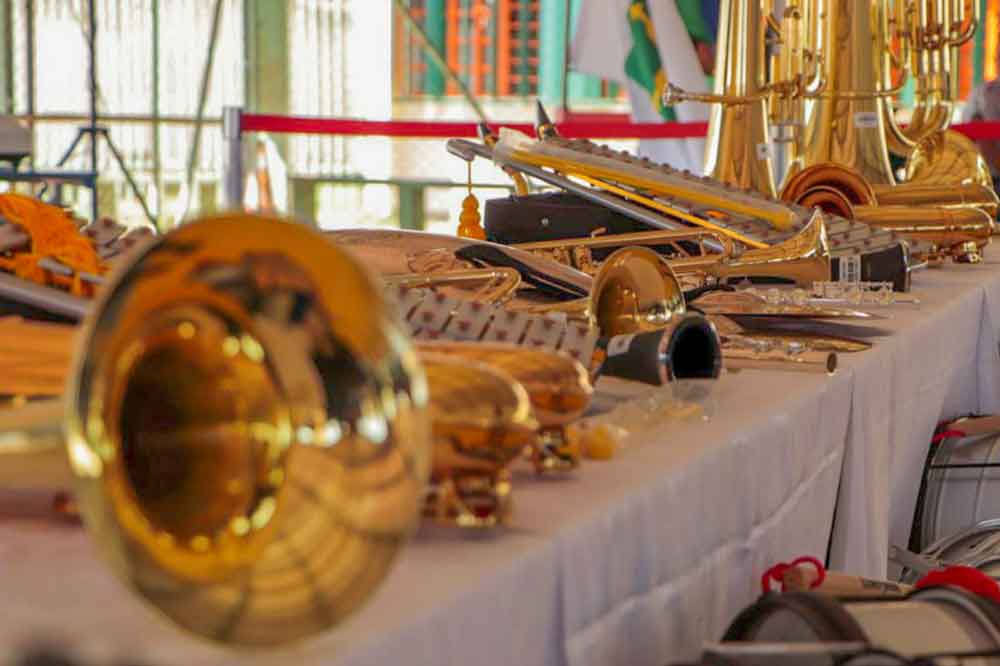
[511,215,831,288]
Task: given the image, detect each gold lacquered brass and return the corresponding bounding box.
[882,0,979,158]
[510,246,686,336]
[784,0,990,193]
[0,215,433,645]
[903,130,993,188]
[512,228,734,275]
[781,162,997,261]
[420,354,537,528]
[418,342,593,473]
[853,205,996,263]
[513,215,830,288]
[388,266,523,304]
[663,0,823,195]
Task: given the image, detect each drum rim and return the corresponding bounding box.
[907,586,1000,647]
[722,593,867,643]
[924,519,1000,563]
[912,431,1000,552]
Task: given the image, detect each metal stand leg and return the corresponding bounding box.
[100,129,155,226]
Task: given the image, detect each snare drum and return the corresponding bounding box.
[911,430,1000,552]
[899,520,1000,584]
[723,587,1000,666]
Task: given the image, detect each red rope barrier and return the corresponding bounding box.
[239,112,1000,141]
[238,113,709,139]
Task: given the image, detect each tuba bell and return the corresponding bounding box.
[0,214,433,645]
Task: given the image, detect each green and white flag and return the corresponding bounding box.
[571,0,711,172]
[624,0,675,121]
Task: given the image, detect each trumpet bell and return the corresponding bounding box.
[67,215,432,644]
[590,246,685,335]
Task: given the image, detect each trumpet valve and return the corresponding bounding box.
[570,245,599,275]
[424,472,513,529]
[527,427,582,473]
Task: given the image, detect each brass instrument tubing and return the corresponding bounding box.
[569,172,770,250]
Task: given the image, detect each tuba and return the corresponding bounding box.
[778,0,994,201]
[0,215,433,644]
[663,0,824,197]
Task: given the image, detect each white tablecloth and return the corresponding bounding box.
[3,255,1000,665]
[829,256,1000,577]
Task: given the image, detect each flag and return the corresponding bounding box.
[572,0,712,172]
[624,1,675,121]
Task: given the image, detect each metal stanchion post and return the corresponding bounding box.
[223,106,244,211]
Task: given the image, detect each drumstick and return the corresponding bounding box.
[782,565,913,597]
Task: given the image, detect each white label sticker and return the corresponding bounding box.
[756,142,771,160]
[840,255,862,283]
[854,112,879,129]
[606,333,636,357]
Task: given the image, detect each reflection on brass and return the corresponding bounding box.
[662,0,824,197]
[882,0,980,165]
[387,266,522,304]
[418,341,593,473]
[508,246,686,335]
[420,354,537,529]
[782,162,997,262]
[513,228,734,277]
[0,215,433,646]
[775,0,994,223]
[514,215,831,288]
[475,128,904,262]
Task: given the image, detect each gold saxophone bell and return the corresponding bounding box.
[0,214,434,645]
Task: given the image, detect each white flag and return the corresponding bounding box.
[571,0,710,173]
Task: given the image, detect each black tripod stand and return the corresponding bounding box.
[52,0,155,226]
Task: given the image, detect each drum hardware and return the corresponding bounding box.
[891,543,942,578]
[896,521,1000,585]
[689,642,1000,666]
[723,586,1000,663]
[909,417,1000,552]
